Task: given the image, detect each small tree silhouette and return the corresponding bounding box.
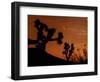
[83,44,87,57]
[62,42,70,60]
[82,44,87,63]
[28,19,63,50]
[62,43,74,62]
[68,43,74,61]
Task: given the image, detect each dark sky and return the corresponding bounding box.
[28,15,87,60]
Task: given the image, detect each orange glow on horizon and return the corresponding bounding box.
[28,15,88,62]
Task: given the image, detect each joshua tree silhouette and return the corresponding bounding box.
[83,44,87,57]
[68,43,74,60]
[63,43,74,62]
[62,42,70,60]
[28,19,63,50]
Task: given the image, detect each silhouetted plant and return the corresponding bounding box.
[83,44,87,57]
[28,19,63,50]
[62,42,70,60]
[68,43,74,60]
[62,43,74,62]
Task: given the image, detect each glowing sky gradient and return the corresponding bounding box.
[28,15,87,61]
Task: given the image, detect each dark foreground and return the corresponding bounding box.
[28,48,87,67]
